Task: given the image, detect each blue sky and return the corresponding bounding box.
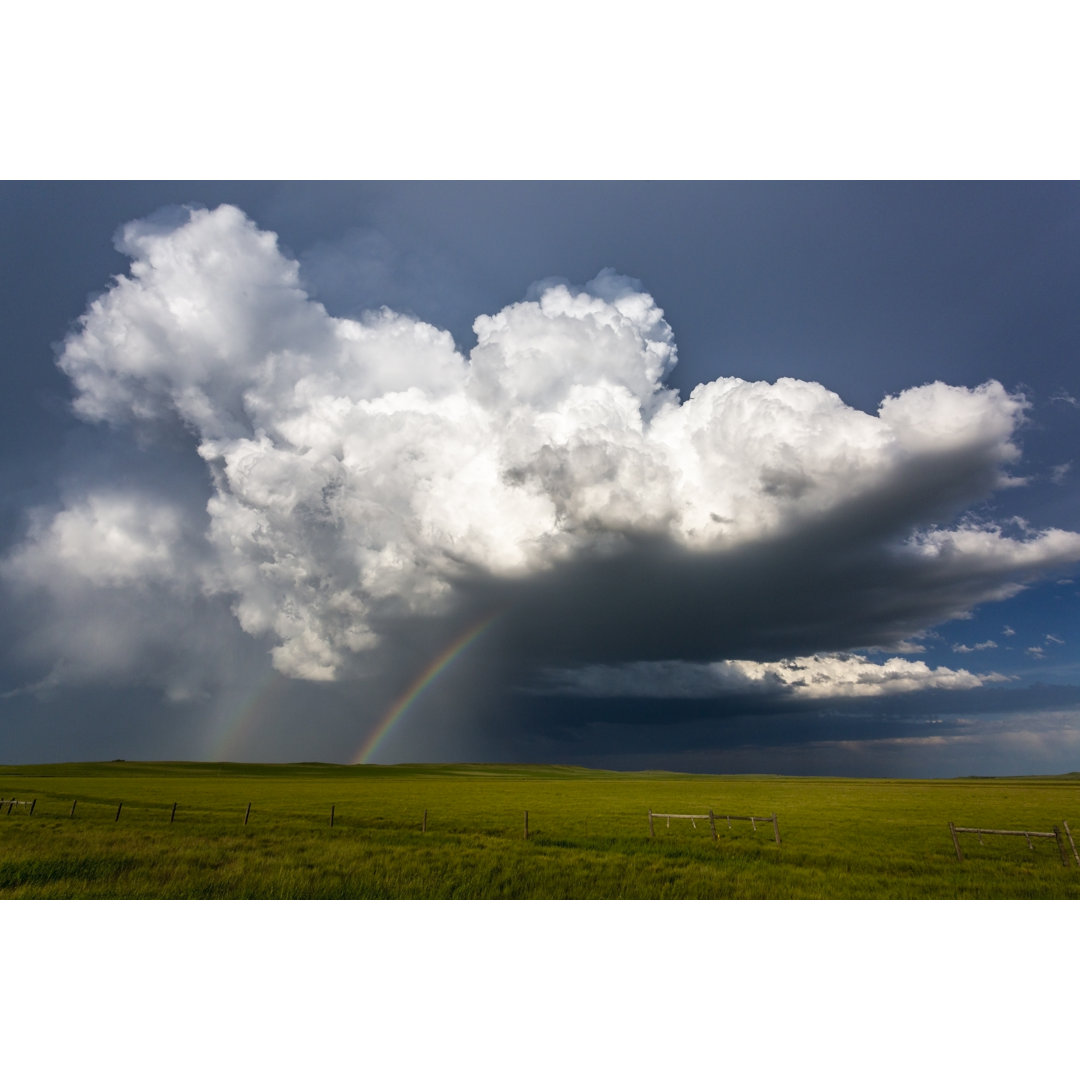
[2,181,1079,775]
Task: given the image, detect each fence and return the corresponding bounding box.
[948,821,1075,867]
[2,795,780,850]
[648,809,781,845]
[0,795,535,838]
[12,795,787,844]
[19,793,1080,866]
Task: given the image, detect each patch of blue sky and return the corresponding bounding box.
[925,577,1080,684]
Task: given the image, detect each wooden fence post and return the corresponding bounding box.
[29,799,36,816]
[1053,826,1068,867]
[115,801,123,822]
[6,799,13,815]
[330,805,335,828]
[70,800,77,818]
[523,810,529,840]
[948,822,963,862]
[1064,821,1080,868]
[170,802,177,823]
[648,809,654,837]
[772,813,781,845]
[708,809,717,840]
[244,802,251,826]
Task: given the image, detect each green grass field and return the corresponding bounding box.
[1,761,1078,898]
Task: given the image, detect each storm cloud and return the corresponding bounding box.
[3,202,1080,755]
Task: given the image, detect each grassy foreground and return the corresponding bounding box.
[1,761,1078,899]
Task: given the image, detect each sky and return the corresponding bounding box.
[2,181,1079,776]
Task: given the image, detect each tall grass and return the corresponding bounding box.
[1,762,1077,898]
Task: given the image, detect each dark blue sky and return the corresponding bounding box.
[2,181,1079,775]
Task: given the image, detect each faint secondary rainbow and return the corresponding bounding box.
[207,670,288,761]
[352,612,501,765]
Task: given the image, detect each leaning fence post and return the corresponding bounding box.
[523,810,529,840]
[170,802,177,824]
[6,799,13,815]
[29,799,36,816]
[115,801,123,822]
[949,822,963,862]
[1064,821,1080,868]
[1053,826,1068,867]
[772,813,781,845]
[648,810,654,837]
[244,802,251,826]
[70,800,77,818]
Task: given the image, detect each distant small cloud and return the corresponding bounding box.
[952,640,997,653]
[1002,625,1016,636]
[1051,463,1072,484]
[1025,634,1063,660]
[867,636,928,655]
[1051,390,1080,408]
[891,639,927,654]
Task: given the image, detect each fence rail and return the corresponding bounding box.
[948,821,1072,866]
[648,809,781,844]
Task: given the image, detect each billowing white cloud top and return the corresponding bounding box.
[7,204,1080,690]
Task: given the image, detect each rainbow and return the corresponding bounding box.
[352,612,500,765]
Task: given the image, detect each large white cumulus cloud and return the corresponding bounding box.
[13,204,1080,687]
